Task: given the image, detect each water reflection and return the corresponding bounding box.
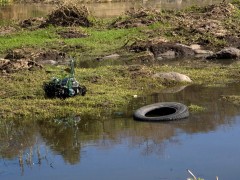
[0,4,54,21]
[0,0,231,21]
[0,83,240,178]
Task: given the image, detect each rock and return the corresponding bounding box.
[190,44,201,50]
[102,53,120,60]
[206,47,240,59]
[135,51,155,63]
[149,42,195,59]
[153,72,192,83]
[194,49,214,58]
[38,60,58,65]
[158,50,176,59]
[194,49,213,54]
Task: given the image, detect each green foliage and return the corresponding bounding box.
[188,104,206,113]
[232,0,240,9]
[1,60,240,121]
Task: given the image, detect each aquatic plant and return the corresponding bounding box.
[188,104,206,113]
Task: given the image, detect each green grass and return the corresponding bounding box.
[0,27,58,53]
[1,60,240,121]
[1,1,240,121]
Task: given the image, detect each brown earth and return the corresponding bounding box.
[125,2,240,61]
[19,5,92,29]
[1,47,69,73]
[57,28,88,38]
[0,26,17,36]
[0,58,42,73]
[41,5,92,27]
[5,48,67,62]
[20,17,46,30]
[109,7,164,29]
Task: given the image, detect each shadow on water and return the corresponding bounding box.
[0,83,240,178]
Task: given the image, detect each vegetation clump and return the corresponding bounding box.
[42,5,92,27]
[109,7,164,28]
[188,104,206,113]
[221,95,240,105]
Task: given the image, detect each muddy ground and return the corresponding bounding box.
[1,1,240,73]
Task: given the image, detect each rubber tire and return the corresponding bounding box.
[133,102,189,121]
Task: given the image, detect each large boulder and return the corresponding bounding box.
[206,47,240,59]
[149,43,195,59]
[152,72,192,83]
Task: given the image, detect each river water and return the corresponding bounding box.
[0,0,230,20]
[1,83,240,180]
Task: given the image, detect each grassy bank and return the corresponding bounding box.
[1,60,240,120]
[0,1,240,121]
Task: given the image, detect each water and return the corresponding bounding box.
[1,83,240,180]
[0,0,230,20]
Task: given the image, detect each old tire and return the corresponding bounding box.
[133,102,189,121]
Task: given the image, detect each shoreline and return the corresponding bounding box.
[0,1,240,121]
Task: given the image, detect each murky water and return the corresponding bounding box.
[0,0,230,20]
[1,83,240,180]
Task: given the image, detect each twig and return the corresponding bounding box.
[187,169,197,180]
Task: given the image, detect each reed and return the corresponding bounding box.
[0,0,12,4]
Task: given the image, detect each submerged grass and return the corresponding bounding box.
[188,104,206,113]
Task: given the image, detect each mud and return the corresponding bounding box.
[57,28,88,38]
[0,58,42,73]
[5,48,67,62]
[2,48,68,72]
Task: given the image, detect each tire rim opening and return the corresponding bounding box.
[145,107,176,117]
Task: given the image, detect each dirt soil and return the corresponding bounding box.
[41,5,92,27]
[57,28,88,38]
[0,26,17,36]
[20,17,46,30]
[113,2,239,49]
[0,58,42,73]
[169,2,240,48]
[109,7,164,28]
[1,48,69,72]
[5,48,67,62]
